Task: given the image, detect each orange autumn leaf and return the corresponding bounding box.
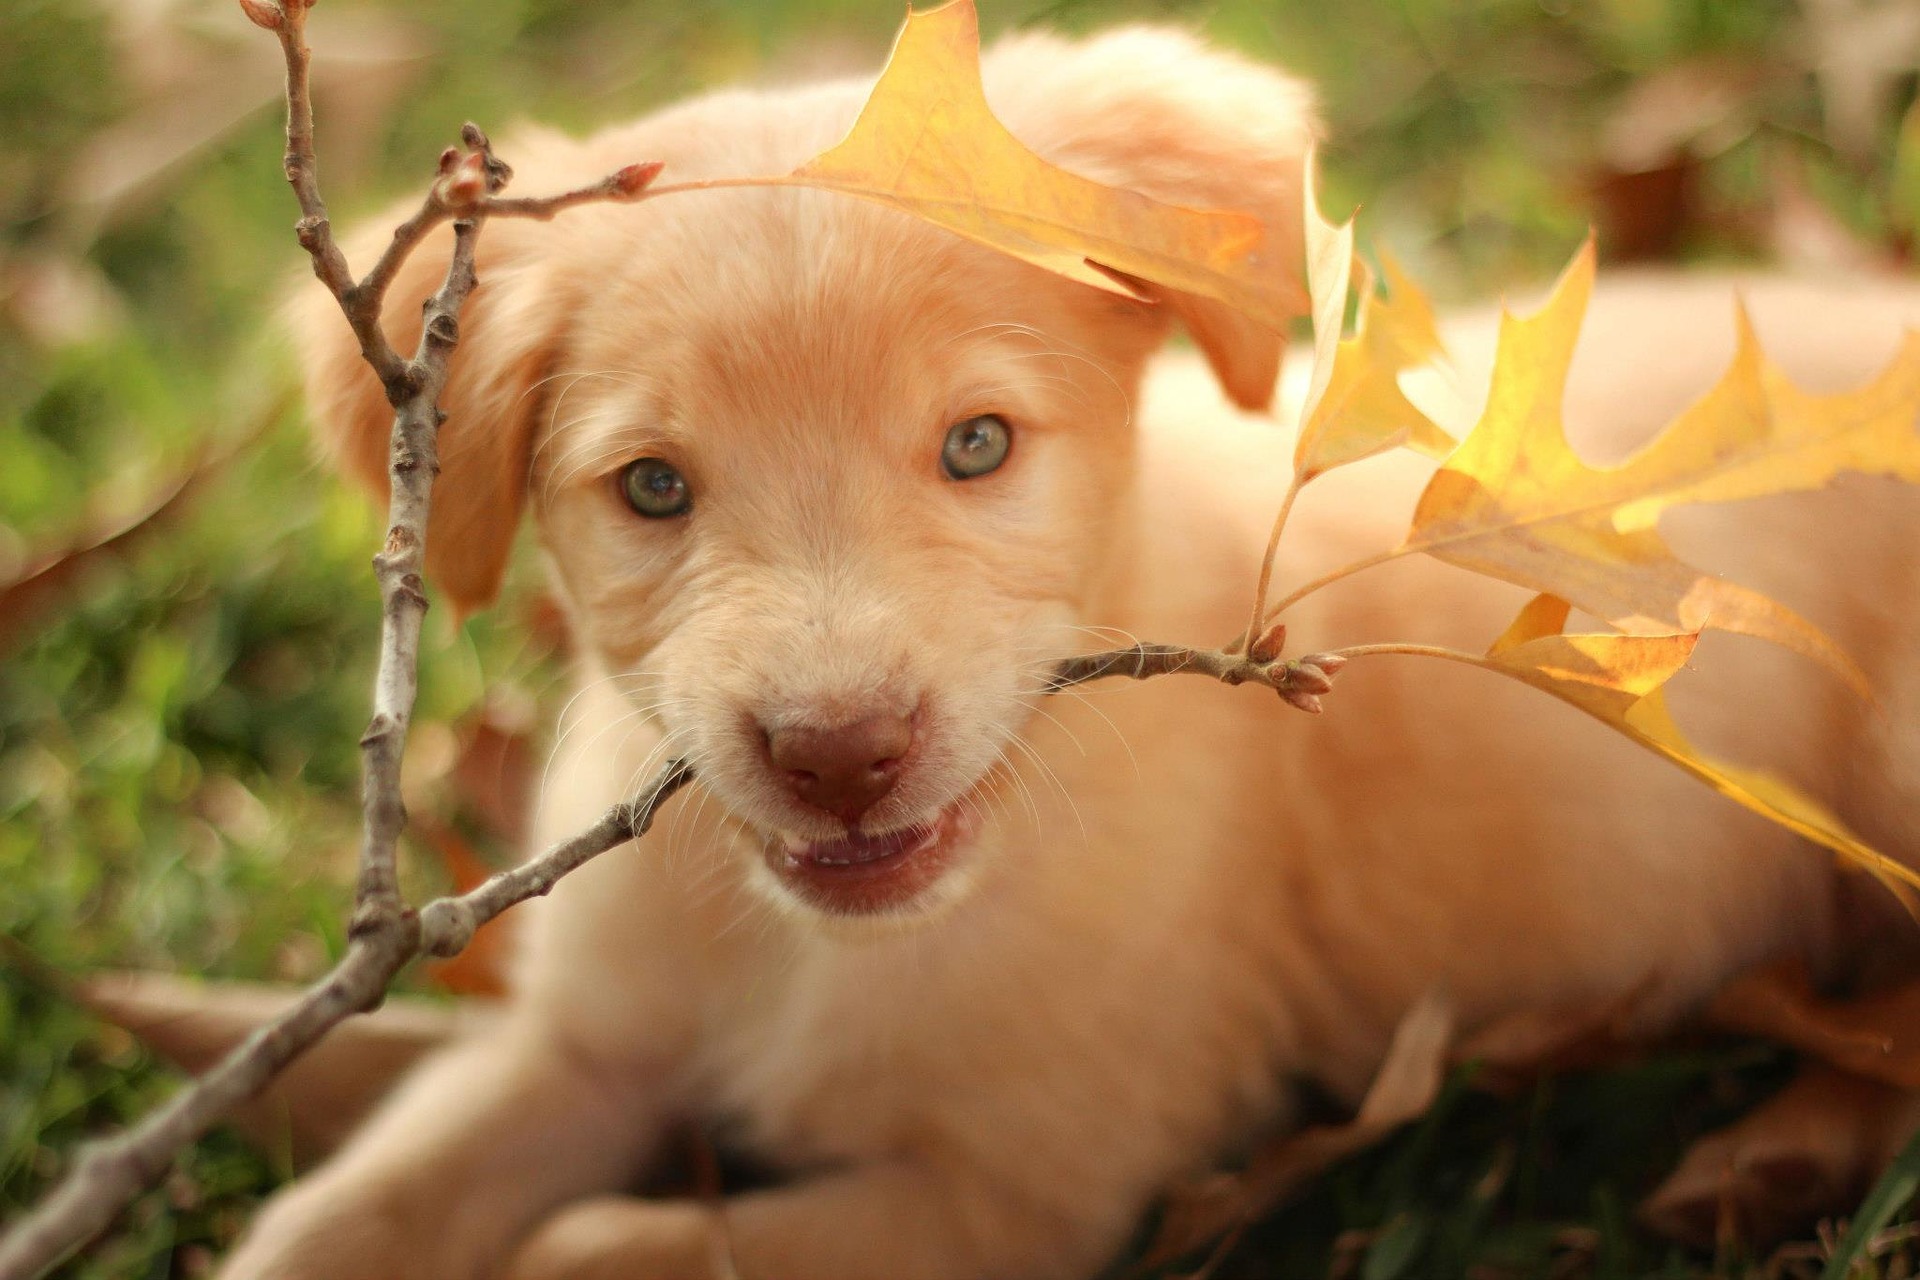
[1291,159,1453,481]
[1643,959,1920,1247]
[1475,594,1919,897]
[1707,959,1920,1091]
[778,0,1298,328]
[1640,1063,1912,1248]
[1141,992,1454,1269]
[1404,239,1920,699]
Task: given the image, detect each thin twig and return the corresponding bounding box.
[271,0,405,392]
[356,159,661,310]
[1045,643,1351,715]
[419,759,696,956]
[478,162,666,222]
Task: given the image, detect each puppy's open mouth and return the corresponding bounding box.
[764,804,975,916]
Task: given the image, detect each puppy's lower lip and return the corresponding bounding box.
[765,805,977,915]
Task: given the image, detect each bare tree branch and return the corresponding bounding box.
[418,758,696,958]
[0,0,663,1272]
[1046,643,1350,715]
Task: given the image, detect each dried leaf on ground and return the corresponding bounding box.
[1641,957,1920,1248]
[1453,976,1667,1091]
[1405,239,1920,698]
[1707,960,1920,1090]
[1641,1064,1920,1249]
[1139,993,1454,1271]
[78,972,497,1169]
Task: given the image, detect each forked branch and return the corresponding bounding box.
[0,0,660,1273]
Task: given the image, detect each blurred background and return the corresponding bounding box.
[2,0,1917,1275]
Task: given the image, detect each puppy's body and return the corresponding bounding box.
[226,29,1920,1280]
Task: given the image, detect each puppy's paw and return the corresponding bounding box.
[503,1197,723,1280]
[218,1181,439,1280]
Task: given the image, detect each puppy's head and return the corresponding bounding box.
[300,28,1314,922]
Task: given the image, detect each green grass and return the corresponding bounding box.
[2,0,1915,1275]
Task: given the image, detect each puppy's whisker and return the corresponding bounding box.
[1005,729,1087,845]
[540,672,669,794]
[988,738,1046,836]
[539,685,676,788]
[1038,685,1142,782]
[1025,701,1090,758]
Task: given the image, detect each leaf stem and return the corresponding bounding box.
[1227,544,1414,651]
[1324,641,1484,666]
[1235,473,1306,656]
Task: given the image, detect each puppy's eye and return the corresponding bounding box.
[620,458,691,518]
[941,414,1012,480]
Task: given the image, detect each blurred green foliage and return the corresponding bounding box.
[1,0,1914,1275]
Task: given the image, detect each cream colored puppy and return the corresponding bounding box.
[223,26,1920,1280]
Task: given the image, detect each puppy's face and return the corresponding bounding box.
[301,30,1312,922]
[536,195,1151,918]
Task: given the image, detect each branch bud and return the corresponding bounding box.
[1248,622,1288,665]
[238,0,284,30]
[460,123,513,191]
[419,898,478,958]
[1298,652,1348,678]
[1286,652,1348,698]
[1281,687,1323,714]
[436,150,490,209]
[612,161,666,198]
[1289,664,1334,696]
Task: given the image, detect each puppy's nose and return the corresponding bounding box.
[767,713,913,825]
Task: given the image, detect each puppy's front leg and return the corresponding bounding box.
[220,1019,662,1280]
[504,1158,1122,1280]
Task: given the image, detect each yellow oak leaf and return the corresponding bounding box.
[1291,157,1453,481]
[1479,594,1919,898]
[1238,170,1455,649]
[779,0,1298,328]
[1406,238,1920,698]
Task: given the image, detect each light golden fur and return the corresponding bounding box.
[224,26,1920,1280]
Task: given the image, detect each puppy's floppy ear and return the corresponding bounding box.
[983,27,1318,411]
[289,185,578,617]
